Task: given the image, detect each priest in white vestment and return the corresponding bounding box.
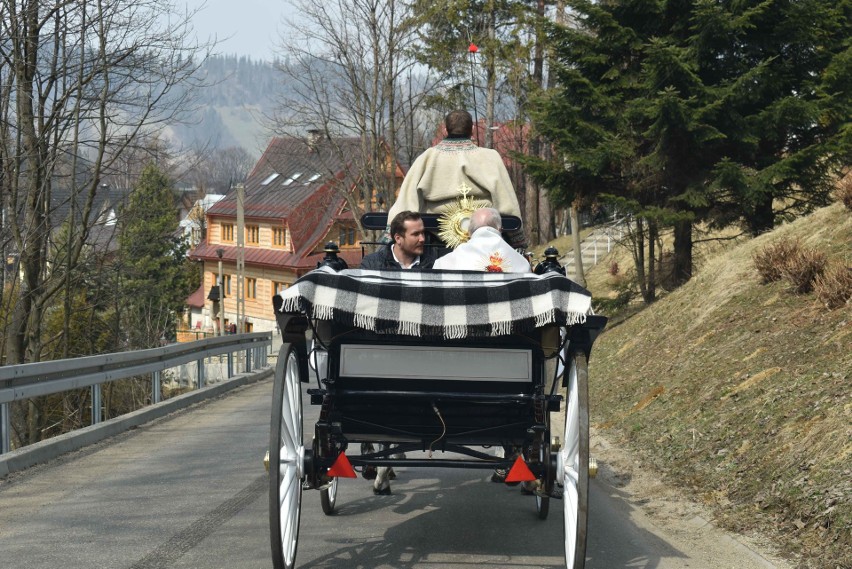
[433,208,530,273]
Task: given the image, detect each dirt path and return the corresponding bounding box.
[590,426,796,568]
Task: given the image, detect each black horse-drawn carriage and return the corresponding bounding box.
[268,214,606,569]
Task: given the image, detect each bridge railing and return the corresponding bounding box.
[0,332,272,455]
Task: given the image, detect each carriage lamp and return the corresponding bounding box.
[534,246,566,276]
[317,242,348,271]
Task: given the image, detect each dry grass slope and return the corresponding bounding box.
[585,203,851,568]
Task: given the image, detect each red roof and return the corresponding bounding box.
[190,240,365,272]
[196,135,365,268]
[186,284,205,308]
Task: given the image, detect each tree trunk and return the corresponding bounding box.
[485,10,496,149]
[632,217,648,303]
[538,186,554,241]
[570,205,585,287]
[747,194,774,236]
[672,219,693,286]
[646,219,657,303]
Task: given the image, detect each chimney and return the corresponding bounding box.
[307,129,322,150]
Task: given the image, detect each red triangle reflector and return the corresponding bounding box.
[504,456,536,483]
[327,452,357,478]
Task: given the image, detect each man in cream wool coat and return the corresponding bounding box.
[387,110,522,221]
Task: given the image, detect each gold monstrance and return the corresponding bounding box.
[437,182,490,249]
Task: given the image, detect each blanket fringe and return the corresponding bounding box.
[312,305,335,321]
[281,297,300,313]
[397,320,420,336]
[445,324,467,340]
[354,313,376,331]
[492,320,512,335]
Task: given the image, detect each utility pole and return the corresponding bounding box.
[216,248,224,336]
[236,184,246,333]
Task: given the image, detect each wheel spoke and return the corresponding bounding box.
[280,469,299,557]
[563,476,579,561]
[279,396,297,453]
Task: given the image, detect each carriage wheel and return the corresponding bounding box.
[320,477,338,515]
[558,351,589,569]
[269,343,305,569]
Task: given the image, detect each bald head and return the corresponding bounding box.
[468,207,502,235]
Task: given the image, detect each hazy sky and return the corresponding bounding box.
[185,0,285,61]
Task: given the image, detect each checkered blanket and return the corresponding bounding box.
[278,267,592,339]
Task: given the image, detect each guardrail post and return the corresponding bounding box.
[197,358,205,389]
[152,371,161,404]
[91,384,101,425]
[227,352,233,378]
[245,348,252,373]
[1,402,11,454]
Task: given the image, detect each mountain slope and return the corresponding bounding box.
[587,203,851,568]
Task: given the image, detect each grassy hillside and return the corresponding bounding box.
[584,203,851,568]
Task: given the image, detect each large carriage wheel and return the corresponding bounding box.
[269,343,305,569]
[558,351,590,569]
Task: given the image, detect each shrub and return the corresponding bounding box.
[608,260,620,276]
[753,239,801,284]
[813,262,852,309]
[836,174,852,211]
[781,247,828,294]
[753,239,829,294]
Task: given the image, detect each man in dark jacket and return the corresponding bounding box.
[358,211,436,495]
[359,210,437,270]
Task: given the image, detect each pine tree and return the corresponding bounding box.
[117,164,197,349]
[529,0,851,295]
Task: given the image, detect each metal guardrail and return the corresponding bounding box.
[0,332,272,455]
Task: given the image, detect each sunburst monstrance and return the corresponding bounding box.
[437,183,490,249]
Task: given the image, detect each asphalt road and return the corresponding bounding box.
[0,378,785,569]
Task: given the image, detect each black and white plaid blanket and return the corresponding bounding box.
[278,267,592,339]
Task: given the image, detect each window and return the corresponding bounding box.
[273,281,288,295]
[282,172,302,186]
[338,226,357,247]
[223,274,232,296]
[246,225,259,245]
[261,172,280,185]
[304,173,321,184]
[272,227,288,249]
[246,277,257,300]
[222,223,234,242]
[244,322,254,333]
